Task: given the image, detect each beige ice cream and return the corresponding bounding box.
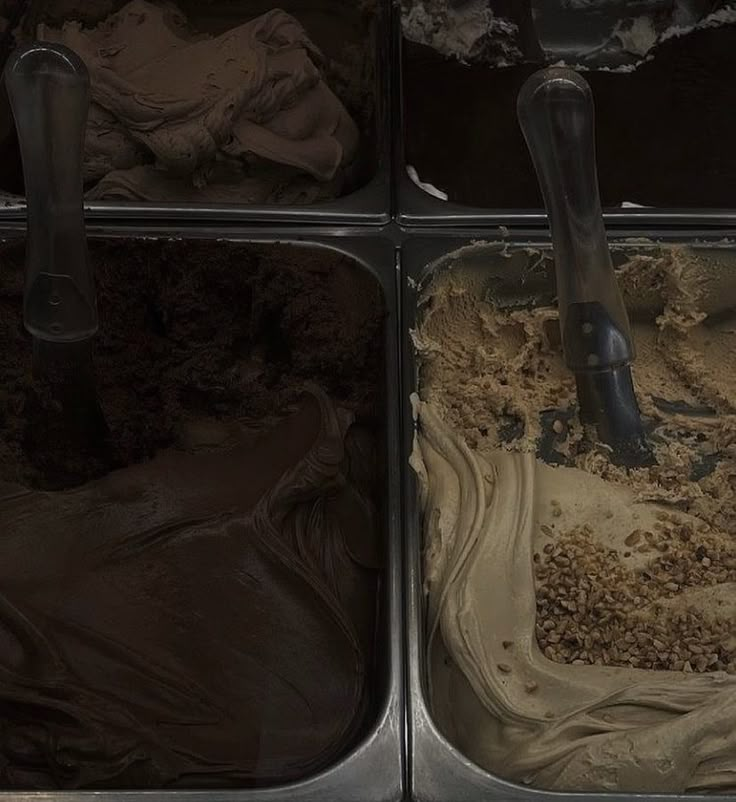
[39,1,361,203]
[411,243,736,792]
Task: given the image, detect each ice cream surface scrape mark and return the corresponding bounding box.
[0,388,379,788]
[413,401,736,792]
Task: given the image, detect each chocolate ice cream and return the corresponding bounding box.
[0,0,377,203]
[0,238,386,788]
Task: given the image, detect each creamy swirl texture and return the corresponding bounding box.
[412,243,736,792]
[0,390,379,788]
[40,1,360,203]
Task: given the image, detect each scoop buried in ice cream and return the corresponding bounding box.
[518,67,652,467]
[5,42,96,341]
[38,1,360,203]
[4,41,109,467]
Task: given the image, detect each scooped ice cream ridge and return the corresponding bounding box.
[40,1,360,203]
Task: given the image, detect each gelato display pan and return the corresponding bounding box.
[402,232,736,800]
[397,1,736,226]
[0,0,391,224]
[0,227,403,801]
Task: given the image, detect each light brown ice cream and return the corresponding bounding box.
[411,242,736,792]
[39,1,360,203]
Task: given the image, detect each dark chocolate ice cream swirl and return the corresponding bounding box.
[0,389,378,788]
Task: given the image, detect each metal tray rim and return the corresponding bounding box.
[397,171,736,229]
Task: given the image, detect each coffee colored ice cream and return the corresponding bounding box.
[411,243,736,792]
[0,239,385,788]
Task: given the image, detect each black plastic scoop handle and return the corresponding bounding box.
[5,42,97,343]
[5,42,110,482]
[517,67,654,468]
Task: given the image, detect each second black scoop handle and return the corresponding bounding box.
[518,67,653,466]
[4,42,96,343]
[517,66,634,372]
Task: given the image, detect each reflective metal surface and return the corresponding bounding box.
[0,224,404,802]
[400,229,736,802]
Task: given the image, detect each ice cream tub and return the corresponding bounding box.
[0,225,403,801]
[0,0,391,225]
[396,1,736,228]
[402,232,736,801]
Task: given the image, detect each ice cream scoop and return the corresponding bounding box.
[6,42,96,342]
[5,42,109,476]
[517,66,653,467]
